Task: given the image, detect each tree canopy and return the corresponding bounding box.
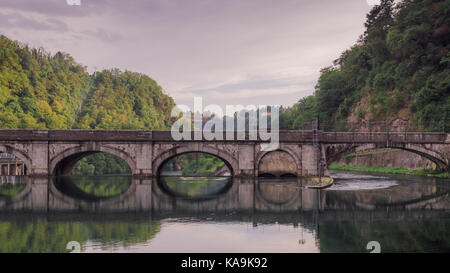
[281,0,450,132]
[0,35,175,130]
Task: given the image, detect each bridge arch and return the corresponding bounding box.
[325,143,448,171]
[50,145,137,176]
[153,145,238,177]
[256,149,301,177]
[0,145,32,175]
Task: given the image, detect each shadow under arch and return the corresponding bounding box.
[0,145,32,175]
[256,149,300,178]
[50,145,136,176]
[259,173,277,178]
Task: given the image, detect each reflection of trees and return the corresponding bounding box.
[0,184,26,197]
[0,220,161,253]
[318,218,450,253]
[60,176,132,198]
[162,153,226,176]
[160,177,231,198]
[72,153,131,175]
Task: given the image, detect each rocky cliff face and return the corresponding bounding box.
[335,149,436,170]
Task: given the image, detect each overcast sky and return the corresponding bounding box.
[0,0,376,109]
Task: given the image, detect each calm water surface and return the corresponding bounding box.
[0,170,449,253]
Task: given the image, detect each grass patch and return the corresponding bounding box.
[329,164,449,178]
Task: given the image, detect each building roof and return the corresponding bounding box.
[0,153,21,161]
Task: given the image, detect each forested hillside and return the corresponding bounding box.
[0,36,90,129]
[281,0,449,132]
[76,69,174,130]
[0,35,175,174]
[0,35,175,130]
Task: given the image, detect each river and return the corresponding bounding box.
[0,170,449,253]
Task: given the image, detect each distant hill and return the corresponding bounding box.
[0,35,175,130]
[281,0,449,132]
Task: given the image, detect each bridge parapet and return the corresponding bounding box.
[0,130,154,142]
[0,130,447,144]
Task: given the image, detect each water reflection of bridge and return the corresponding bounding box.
[1,177,449,216]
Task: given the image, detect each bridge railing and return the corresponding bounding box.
[0,129,313,142]
[0,129,447,144]
[0,129,154,141]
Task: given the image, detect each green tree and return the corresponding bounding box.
[281,0,450,132]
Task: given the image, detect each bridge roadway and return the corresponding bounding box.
[0,130,448,177]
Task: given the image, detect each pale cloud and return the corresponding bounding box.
[0,11,69,32]
[0,0,374,108]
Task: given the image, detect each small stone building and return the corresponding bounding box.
[0,153,25,176]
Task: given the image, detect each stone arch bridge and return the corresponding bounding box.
[0,130,448,177]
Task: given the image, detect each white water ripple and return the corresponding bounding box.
[327,171,399,191]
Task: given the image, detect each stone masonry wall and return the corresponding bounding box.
[335,149,436,169]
